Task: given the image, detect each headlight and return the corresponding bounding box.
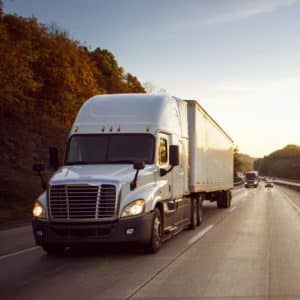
[121,199,145,218]
[32,201,47,219]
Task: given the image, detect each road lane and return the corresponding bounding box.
[0,225,35,256]
[0,189,246,300]
[0,187,245,258]
[1,185,300,299]
[132,185,300,299]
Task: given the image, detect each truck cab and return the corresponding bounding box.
[244,171,259,188]
[32,94,193,253]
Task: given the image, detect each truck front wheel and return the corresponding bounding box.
[146,208,163,253]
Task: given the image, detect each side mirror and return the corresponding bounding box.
[169,145,179,166]
[130,161,145,190]
[32,163,47,190]
[32,163,45,173]
[49,147,59,170]
[133,161,145,170]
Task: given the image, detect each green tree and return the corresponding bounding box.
[233,147,243,177]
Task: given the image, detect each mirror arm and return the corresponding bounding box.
[160,165,175,177]
[37,171,47,190]
[130,169,140,191]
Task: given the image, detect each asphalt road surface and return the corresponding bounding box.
[1,184,300,300]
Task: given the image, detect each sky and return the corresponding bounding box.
[3,0,300,157]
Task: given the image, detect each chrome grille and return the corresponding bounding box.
[49,185,117,220]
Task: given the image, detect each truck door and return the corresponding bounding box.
[158,133,184,228]
[171,136,188,223]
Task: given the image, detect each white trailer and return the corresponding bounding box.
[32,94,234,254]
[187,100,234,208]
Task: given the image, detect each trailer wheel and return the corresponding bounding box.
[217,192,224,209]
[146,208,163,253]
[189,197,198,230]
[42,244,65,255]
[217,191,231,209]
[197,196,203,226]
[222,191,231,208]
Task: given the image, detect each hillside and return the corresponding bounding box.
[0,11,145,222]
[238,153,255,173]
[254,145,300,180]
[234,149,255,177]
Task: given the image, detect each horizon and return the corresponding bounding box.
[3,0,300,157]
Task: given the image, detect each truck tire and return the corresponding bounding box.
[146,208,163,253]
[42,244,65,255]
[217,192,224,209]
[189,197,198,230]
[224,191,231,208]
[197,196,203,226]
[217,191,231,209]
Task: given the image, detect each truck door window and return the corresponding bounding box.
[159,138,168,165]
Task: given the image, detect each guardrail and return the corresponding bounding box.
[273,178,300,189]
[234,179,244,186]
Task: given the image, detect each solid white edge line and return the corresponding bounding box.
[0,246,40,261]
[188,224,214,245]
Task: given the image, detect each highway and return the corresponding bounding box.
[1,185,300,299]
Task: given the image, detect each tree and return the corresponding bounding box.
[0,11,145,123]
[0,1,3,17]
[125,73,145,93]
[233,147,243,177]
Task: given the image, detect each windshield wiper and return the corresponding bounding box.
[108,160,134,164]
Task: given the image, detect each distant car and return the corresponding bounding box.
[265,181,274,188]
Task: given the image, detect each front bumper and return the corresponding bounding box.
[32,212,154,246]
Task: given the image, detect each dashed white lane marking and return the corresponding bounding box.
[229,206,237,213]
[0,246,40,261]
[188,224,214,245]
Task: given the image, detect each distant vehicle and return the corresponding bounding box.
[265,180,274,188]
[31,94,234,254]
[245,171,259,188]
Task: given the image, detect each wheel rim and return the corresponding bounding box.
[153,215,161,247]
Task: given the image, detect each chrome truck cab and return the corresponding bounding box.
[32,94,196,254]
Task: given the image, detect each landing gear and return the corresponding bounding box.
[189,194,203,229]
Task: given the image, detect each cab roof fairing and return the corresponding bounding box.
[70,93,188,138]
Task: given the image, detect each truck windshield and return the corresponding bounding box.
[245,173,256,180]
[65,134,155,165]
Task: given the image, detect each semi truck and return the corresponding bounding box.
[32,94,234,253]
[244,171,259,188]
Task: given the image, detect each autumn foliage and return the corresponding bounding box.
[0,11,145,221]
[0,12,145,124]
